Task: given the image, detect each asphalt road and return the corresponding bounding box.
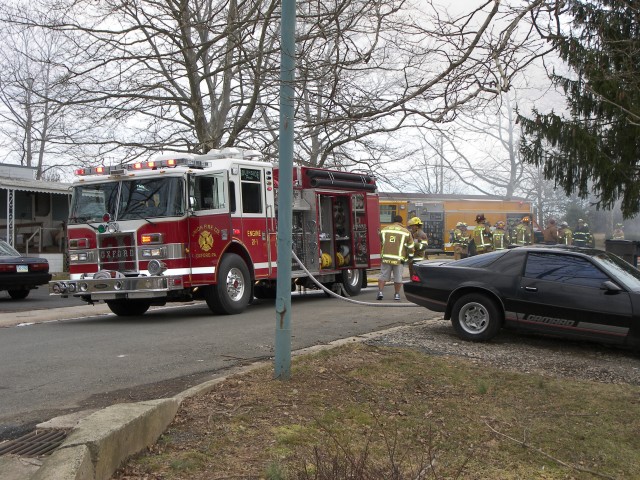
[0,285,86,312]
[0,286,425,441]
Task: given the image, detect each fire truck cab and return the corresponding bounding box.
[50,148,381,316]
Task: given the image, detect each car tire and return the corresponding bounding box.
[205,253,251,315]
[8,289,30,300]
[106,300,151,316]
[451,293,502,342]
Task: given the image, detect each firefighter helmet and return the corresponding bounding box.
[495,220,505,228]
[616,223,624,228]
[522,216,530,224]
[456,221,466,229]
[560,221,569,228]
[407,216,423,227]
[475,213,486,224]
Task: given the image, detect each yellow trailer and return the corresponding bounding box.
[379,199,409,229]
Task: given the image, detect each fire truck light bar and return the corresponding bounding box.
[74,158,202,176]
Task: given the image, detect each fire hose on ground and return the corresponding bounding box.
[291,250,420,308]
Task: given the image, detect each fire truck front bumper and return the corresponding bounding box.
[49,275,184,300]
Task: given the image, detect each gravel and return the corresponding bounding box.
[366,316,640,386]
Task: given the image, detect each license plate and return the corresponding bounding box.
[17,265,28,273]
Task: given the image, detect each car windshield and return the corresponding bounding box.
[453,249,510,268]
[591,252,640,290]
[0,240,20,256]
[69,177,185,224]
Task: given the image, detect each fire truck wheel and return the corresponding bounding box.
[341,269,363,296]
[206,253,251,315]
[106,300,151,316]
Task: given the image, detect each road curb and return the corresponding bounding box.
[33,399,179,480]
[25,322,426,480]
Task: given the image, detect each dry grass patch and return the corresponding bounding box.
[114,343,640,479]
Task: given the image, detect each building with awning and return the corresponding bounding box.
[0,165,71,260]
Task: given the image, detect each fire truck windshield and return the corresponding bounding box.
[69,177,185,224]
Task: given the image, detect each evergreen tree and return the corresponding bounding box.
[519,0,640,218]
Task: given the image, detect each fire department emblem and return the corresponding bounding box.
[198,230,214,252]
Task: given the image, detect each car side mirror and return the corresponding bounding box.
[600,280,622,293]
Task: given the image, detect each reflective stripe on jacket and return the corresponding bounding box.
[472,225,492,252]
[492,231,508,250]
[380,223,414,265]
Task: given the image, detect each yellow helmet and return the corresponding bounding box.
[522,216,530,223]
[407,216,423,227]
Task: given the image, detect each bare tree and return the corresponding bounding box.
[0,0,556,173]
[0,17,111,178]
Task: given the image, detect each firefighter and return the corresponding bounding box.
[558,221,573,245]
[573,219,594,247]
[542,219,559,244]
[377,215,415,301]
[452,222,470,260]
[492,220,510,250]
[515,216,533,246]
[471,213,493,255]
[407,216,428,277]
[612,223,625,240]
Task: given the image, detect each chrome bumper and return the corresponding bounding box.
[49,275,184,300]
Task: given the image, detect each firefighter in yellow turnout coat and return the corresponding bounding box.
[407,216,428,277]
[492,221,510,250]
[452,222,470,260]
[377,215,415,301]
[471,213,493,255]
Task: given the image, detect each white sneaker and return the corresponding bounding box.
[394,293,401,301]
[376,292,383,300]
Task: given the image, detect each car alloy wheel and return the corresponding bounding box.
[451,293,502,342]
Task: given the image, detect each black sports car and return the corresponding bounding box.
[0,240,51,299]
[404,245,640,346]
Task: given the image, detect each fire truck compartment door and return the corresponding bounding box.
[234,165,276,278]
[187,171,230,281]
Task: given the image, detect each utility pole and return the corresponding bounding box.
[274,0,296,380]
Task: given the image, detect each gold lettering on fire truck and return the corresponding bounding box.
[247,230,262,237]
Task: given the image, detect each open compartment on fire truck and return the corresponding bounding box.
[316,194,363,271]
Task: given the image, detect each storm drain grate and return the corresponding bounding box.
[0,429,69,457]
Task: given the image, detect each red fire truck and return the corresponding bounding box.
[49,148,381,316]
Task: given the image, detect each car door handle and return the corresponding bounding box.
[524,286,538,292]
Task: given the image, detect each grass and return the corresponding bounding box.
[114,343,640,479]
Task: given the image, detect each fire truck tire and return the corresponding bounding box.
[106,300,151,316]
[341,269,363,296]
[206,254,251,315]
